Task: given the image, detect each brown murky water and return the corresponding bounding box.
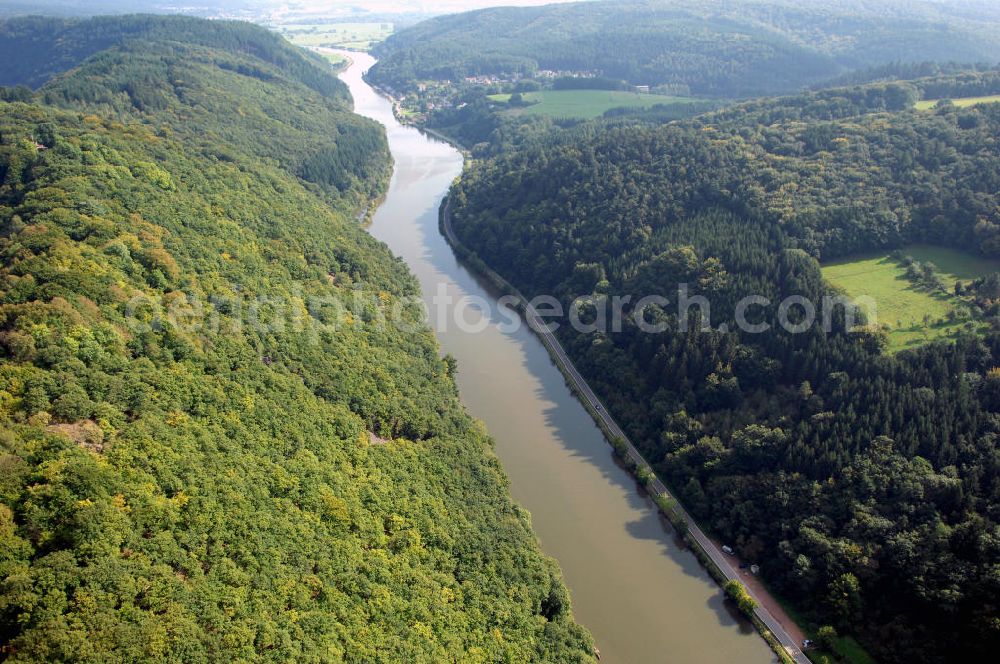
[337,50,776,664]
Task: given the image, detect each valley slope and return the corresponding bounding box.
[0,15,594,662]
[370,0,1000,98]
[448,76,1000,663]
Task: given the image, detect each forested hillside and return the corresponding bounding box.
[448,79,1000,662]
[0,14,345,96]
[370,0,1000,98]
[0,16,594,662]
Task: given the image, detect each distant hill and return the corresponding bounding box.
[0,1,248,19]
[0,15,388,200]
[370,0,1000,98]
[0,14,345,98]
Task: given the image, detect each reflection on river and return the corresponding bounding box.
[336,50,776,664]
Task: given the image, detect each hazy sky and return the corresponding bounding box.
[7,0,992,24]
[275,0,583,10]
[261,0,588,20]
[0,0,590,20]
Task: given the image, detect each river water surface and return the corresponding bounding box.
[336,50,776,664]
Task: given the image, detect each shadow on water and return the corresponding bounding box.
[536,391,755,632]
[433,201,768,641]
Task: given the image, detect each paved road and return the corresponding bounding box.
[442,200,811,664]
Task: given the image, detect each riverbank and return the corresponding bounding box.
[319,45,470,156]
[339,49,782,664]
[439,196,809,664]
[363,80,472,157]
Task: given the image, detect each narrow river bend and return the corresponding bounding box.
[337,51,777,664]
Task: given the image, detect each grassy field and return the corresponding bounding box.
[903,244,1000,280]
[822,245,1000,351]
[488,89,699,119]
[805,635,878,664]
[830,636,878,664]
[758,577,876,664]
[313,50,347,67]
[276,22,393,51]
[915,94,1000,110]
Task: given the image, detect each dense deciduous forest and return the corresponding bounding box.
[0,14,347,97]
[370,0,1000,98]
[449,76,1000,662]
[0,15,594,662]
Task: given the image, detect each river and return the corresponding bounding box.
[336,50,777,664]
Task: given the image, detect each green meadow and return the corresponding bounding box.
[822,245,1000,351]
[915,94,1000,110]
[314,50,347,67]
[488,89,698,119]
[277,22,394,51]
